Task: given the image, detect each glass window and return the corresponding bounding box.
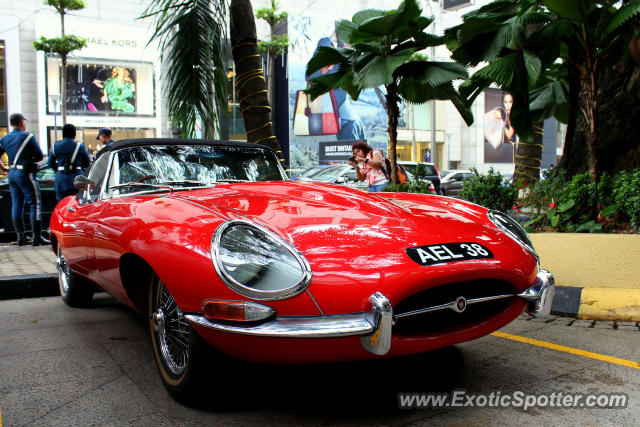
[87,153,111,199]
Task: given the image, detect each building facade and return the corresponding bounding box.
[1,0,167,158]
[2,0,562,175]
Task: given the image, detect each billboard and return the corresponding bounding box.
[318,141,355,165]
[288,17,390,170]
[484,88,517,163]
[65,64,137,114]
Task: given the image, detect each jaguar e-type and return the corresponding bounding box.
[49,139,555,403]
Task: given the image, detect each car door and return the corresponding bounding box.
[58,153,112,275]
[449,173,465,197]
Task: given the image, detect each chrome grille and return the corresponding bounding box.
[393,280,516,335]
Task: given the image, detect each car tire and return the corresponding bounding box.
[57,245,94,307]
[149,274,213,404]
[441,188,447,197]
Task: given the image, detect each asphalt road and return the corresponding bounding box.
[0,294,638,426]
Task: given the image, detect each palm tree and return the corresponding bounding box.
[143,0,284,164]
[142,0,228,139]
[542,0,640,181]
[444,0,569,185]
[33,0,87,126]
[305,0,472,184]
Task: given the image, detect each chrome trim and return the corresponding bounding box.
[185,291,392,355]
[518,269,555,318]
[360,292,393,355]
[394,293,515,320]
[185,313,374,338]
[487,210,539,262]
[306,289,325,316]
[211,220,313,301]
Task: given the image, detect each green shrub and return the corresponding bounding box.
[459,168,517,212]
[383,162,433,194]
[613,169,640,230]
[522,170,618,233]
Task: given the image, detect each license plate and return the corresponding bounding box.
[407,242,494,266]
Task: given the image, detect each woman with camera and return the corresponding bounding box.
[348,141,388,192]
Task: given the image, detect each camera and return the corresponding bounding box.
[349,156,355,162]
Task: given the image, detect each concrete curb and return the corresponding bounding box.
[0,274,59,300]
[551,286,640,322]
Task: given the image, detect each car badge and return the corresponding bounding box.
[453,296,467,313]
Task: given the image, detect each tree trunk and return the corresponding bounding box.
[579,72,598,182]
[61,54,67,126]
[512,122,544,186]
[558,47,581,172]
[385,82,400,184]
[230,0,284,163]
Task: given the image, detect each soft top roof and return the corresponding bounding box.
[103,138,274,153]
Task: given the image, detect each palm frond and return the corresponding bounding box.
[352,9,387,26]
[142,0,227,138]
[604,1,640,36]
[306,46,349,77]
[473,52,521,87]
[395,61,468,87]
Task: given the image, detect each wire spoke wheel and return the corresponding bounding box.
[151,279,190,376]
[57,247,70,294]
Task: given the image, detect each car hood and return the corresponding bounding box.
[173,181,536,314]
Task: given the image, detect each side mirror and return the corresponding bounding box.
[74,175,95,191]
[335,176,346,183]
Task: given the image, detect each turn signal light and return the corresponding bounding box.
[201,299,275,322]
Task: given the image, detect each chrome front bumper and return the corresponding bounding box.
[186,270,555,355]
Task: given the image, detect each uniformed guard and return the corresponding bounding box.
[48,124,91,202]
[0,113,45,246]
[97,127,115,146]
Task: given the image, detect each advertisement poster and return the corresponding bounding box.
[64,64,137,114]
[483,88,516,163]
[288,17,390,170]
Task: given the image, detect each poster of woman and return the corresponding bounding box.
[484,88,516,163]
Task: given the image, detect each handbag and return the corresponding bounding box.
[293,90,341,136]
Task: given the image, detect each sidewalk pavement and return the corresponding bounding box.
[1,233,639,321]
[0,244,58,300]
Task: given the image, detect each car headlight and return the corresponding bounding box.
[487,210,539,262]
[211,220,312,300]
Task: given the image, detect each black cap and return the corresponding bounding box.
[10,113,26,126]
[97,127,112,139]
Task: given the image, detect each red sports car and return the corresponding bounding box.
[50,139,554,403]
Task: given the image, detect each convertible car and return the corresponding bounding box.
[49,139,555,403]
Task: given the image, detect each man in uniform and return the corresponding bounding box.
[0,113,46,246]
[97,127,115,146]
[48,123,91,201]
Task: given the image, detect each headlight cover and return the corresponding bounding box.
[487,210,539,262]
[211,220,312,300]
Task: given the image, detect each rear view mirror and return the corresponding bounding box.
[74,175,95,191]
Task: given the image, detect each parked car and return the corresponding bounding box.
[440,170,475,198]
[50,139,555,404]
[294,164,368,190]
[0,161,57,238]
[398,161,441,194]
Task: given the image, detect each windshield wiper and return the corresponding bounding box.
[158,180,210,187]
[215,179,250,183]
[109,182,175,192]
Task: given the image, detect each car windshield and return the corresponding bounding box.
[302,166,345,182]
[107,144,285,195]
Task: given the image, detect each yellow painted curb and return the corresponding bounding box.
[578,288,640,322]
